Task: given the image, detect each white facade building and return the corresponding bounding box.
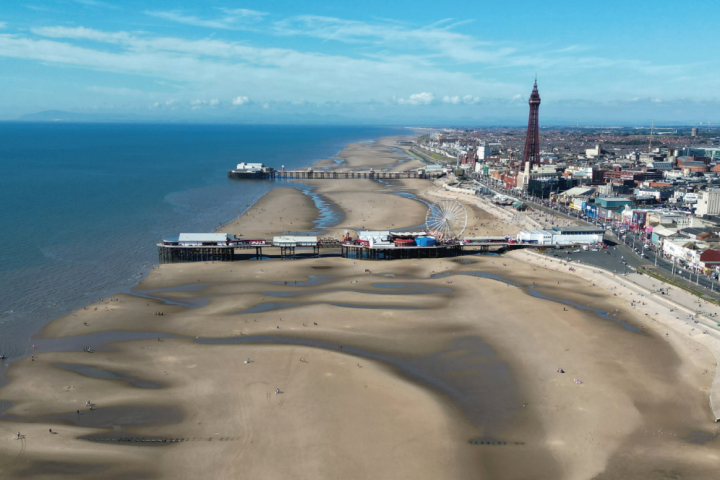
[696,189,720,217]
[517,227,605,245]
[478,144,493,160]
[517,230,555,245]
[178,233,232,246]
[235,162,267,171]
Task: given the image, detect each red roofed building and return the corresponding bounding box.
[699,249,720,270]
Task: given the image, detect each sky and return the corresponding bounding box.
[1,0,719,125]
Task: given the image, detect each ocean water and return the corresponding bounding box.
[0,123,402,357]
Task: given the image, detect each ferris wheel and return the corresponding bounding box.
[425,199,467,239]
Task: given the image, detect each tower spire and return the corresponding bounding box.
[522,79,541,169]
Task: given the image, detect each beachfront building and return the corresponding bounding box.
[516,229,555,245]
[517,226,605,245]
[660,238,720,272]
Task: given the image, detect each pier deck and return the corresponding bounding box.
[155,240,554,264]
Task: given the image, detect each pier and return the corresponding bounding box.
[157,238,528,264]
[227,169,444,180]
[157,231,595,264]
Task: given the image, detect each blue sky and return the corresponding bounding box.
[1,0,719,124]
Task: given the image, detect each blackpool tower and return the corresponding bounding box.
[521,79,541,168]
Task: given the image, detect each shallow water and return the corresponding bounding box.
[260,283,452,297]
[235,301,422,315]
[130,283,215,308]
[1,405,181,429]
[0,124,401,360]
[54,363,163,389]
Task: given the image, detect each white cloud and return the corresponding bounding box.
[165,99,177,106]
[231,96,249,105]
[6,17,710,110]
[190,99,204,105]
[74,0,116,7]
[88,85,148,96]
[262,103,270,109]
[0,22,7,30]
[463,95,480,104]
[397,92,434,105]
[209,98,220,106]
[272,16,513,64]
[146,8,267,30]
[32,26,131,43]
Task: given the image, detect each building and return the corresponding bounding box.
[176,233,235,246]
[516,226,605,245]
[516,162,562,191]
[635,187,672,201]
[696,189,720,217]
[521,80,541,169]
[559,186,596,204]
[158,233,239,263]
[478,144,493,160]
[699,249,720,271]
[228,162,275,179]
[235,162,268,172]
[603,168,664,183]
[527,176,577,199]
[691,128,698,137]
[516,229,554,244]
[650,225,679,245]
[677,147,720,160]
[585,144,603,158]
[595,197,634,210]
[551,226,606,244]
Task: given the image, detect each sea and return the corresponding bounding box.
[0,123,404,358]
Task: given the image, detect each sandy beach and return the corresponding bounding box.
[2,135,720,479]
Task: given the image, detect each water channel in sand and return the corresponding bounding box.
[1,268,641,447]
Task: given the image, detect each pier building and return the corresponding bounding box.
[227,163,275,179]
[158,233,238,263]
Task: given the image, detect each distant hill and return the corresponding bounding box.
[16,110,102,122]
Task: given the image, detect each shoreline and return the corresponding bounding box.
[0,130,410,357]
[3,134,720,479]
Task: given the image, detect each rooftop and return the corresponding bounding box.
[552,226,606,234]
[179,233,230,242]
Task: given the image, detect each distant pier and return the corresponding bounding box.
[227,169,444,180]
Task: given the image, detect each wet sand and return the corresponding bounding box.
[2,136,720,479]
